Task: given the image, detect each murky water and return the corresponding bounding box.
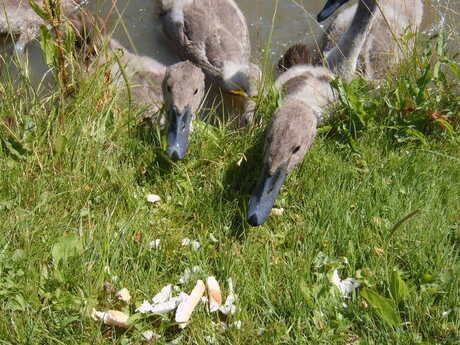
[87,0,460,63]
[4,0,460,86]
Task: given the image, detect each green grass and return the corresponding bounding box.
[0,15,459,345]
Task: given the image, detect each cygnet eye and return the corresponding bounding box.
[292,145,301,154]
[193,88,198,95]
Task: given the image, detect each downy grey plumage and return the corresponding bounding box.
[0,0,85,52]
[75,14,205,148]
[248,0,382,226]
[156,0,261,159]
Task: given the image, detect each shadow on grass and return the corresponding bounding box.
[219,131,266,239]
[132,120,176,184]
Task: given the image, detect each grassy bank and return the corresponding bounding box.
[0,10,459,345]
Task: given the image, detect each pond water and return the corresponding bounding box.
[88,0,460,62]
[4,0,460,86]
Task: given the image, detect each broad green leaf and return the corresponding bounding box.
[360,287,401,327]
[1,137,31,161]
[389,269,409,304]
[28,0,50,21]
[404,128,428,145]
[436,31,446,57]
[6,294,27,311]
[51,234,83,266]
[332,78,351,108]
[317,125,332,134]
[64,22,76,54]
[39,25,56,67]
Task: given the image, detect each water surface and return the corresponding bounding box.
[3,0,460,86]
[87,0,459,64]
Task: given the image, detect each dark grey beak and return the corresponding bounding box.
[247,167,287,226]
[166,105,192,160]
[317,0,349,22]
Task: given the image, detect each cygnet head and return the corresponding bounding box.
[278,44,311,73]
[223,62,261,97]
[163,61,206,160]
[317,0,350,22]
[218,62,262,104]
[247,99,317,226]
[222,62,261,126]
